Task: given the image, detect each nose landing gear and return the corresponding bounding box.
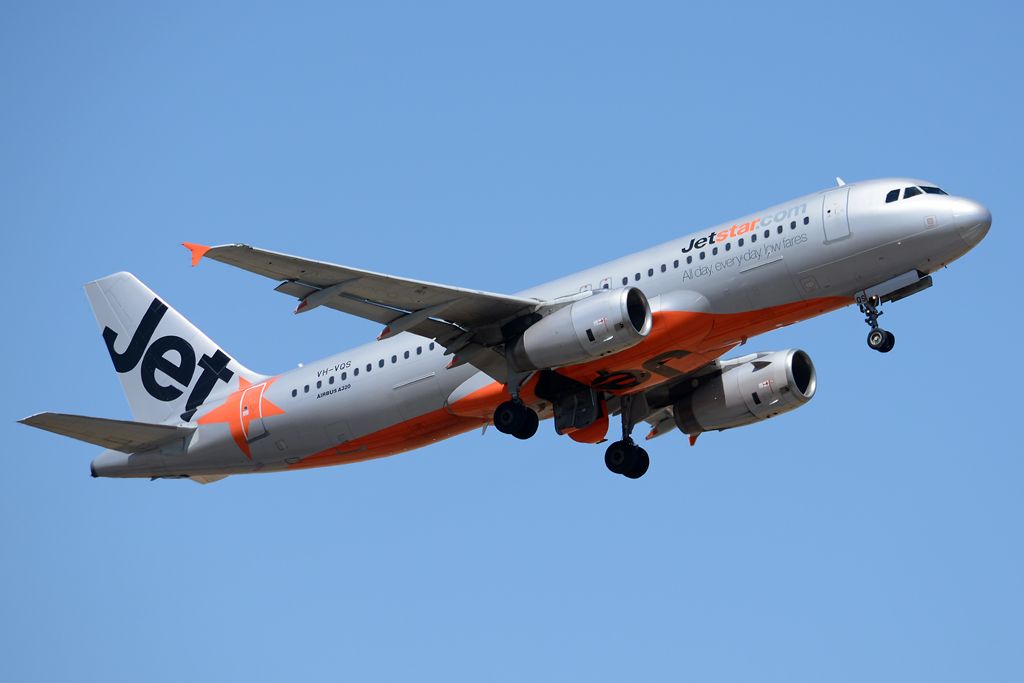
[866,327,896,353]
[858,294,896,353]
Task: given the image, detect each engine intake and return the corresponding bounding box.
[673,349,816,434]
[510,288,652,371]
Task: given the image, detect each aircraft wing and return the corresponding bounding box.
[186,243,544,380]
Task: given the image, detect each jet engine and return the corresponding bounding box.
[673,349,816,434]
[510,287,653,371]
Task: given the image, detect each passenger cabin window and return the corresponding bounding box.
[660,264,666,273]
[429,343,436,351]
[904,186,922,199]
[673,259,679,268]
[921,186,948,195]
[648,268,654,277]
[803,216,810,225]
[291,389,297,397]
[621,277,628,285]
[790,221,796,229]
[379,359,385,368]
[885,189,900,203]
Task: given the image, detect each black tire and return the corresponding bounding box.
[623,447,650,479]
[604,440,631,474]
[879,330,896,353]
[513,407,539,440]
[493,401,522,435]
[867,328,888,351]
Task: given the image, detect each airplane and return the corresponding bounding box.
[19,177,991,482]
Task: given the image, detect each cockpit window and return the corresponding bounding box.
[903,186,922,199]
[921,186,948,195]
[885,189,900,203]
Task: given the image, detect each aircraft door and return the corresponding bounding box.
[240,383,269,442]
[822,187,851,242]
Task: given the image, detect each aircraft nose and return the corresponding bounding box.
[953,198,992,247]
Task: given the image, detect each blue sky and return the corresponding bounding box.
[2,2,1021,681]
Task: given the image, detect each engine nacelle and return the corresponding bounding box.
[510,288,652,371]
[673,349,816,434]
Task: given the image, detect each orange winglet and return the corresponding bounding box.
[182,242,212,267]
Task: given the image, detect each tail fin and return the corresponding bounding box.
[84,272,264,424]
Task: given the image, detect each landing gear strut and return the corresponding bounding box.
[858,294,896,353]
[604,394,650,479]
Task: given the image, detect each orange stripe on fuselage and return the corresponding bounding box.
[289,295,851,471]
[286,409,483,471]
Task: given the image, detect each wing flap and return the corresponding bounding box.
[19,413,195,453]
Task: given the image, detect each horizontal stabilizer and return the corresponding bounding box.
[19,412,194,453]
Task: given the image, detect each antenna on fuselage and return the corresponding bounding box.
[835,177,846,186]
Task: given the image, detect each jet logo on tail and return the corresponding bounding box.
[102,297,235,421]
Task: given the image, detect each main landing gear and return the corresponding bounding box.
[493,400,539,440]
[858,294,896,353]
[604,440,649,479]
[492,369,540,440]
[604,394,650,479]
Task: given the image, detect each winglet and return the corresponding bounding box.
[182,242,212,267]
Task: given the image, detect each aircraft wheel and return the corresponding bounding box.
[604,440,632,475]
[623,446,650,479]
[867,328,891,352]
[493,401,522,435]
[879,330,896,353]
[513,406,539,440]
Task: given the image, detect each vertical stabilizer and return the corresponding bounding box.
[84,272,264,424]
